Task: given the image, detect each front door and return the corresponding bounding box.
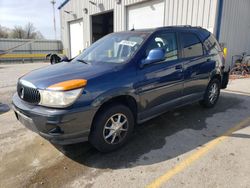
[136,31,184,120]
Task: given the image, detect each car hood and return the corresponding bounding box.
[20,62,115,89]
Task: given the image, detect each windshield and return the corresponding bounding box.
[72,32,149,64]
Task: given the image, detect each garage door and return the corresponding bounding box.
[127,0,165,30]
[69,19,84,58]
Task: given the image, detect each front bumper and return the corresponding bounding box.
[12,93,97,145]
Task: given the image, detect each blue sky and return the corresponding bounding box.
[0,0,63,39]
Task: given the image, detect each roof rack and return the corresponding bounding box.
[165,25,192,28]
[155,25,205,30]
[178,25,203,29]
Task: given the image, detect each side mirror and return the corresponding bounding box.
[141,48,165,67]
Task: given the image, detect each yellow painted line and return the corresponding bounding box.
[0,53,46,58]
[0,53,63,59]
[146,116,250,188]
[222,90,250,96]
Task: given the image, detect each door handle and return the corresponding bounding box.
[175,65,183,70]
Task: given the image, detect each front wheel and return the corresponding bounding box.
[89,104,134,152]
[200,78,221,108]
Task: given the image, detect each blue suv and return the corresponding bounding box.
[12,26,228,152]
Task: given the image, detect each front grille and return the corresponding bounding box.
[17,82,41,104]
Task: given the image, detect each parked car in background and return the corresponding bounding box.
[12,26,228,152]
[46,53,70,64]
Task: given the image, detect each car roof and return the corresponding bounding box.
[156,26,211,41]
[117,26,211,41]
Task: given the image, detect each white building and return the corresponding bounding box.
[59,0,250,65]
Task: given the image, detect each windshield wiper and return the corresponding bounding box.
[76,59,90,64]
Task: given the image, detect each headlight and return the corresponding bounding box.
[39,88,83,108]
[39,79,87,108]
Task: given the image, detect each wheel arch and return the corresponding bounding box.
[90,93,138,133]
[209,69,222,84]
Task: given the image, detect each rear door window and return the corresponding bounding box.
[180,33,203,58]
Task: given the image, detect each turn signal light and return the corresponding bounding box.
[48,79,87,91]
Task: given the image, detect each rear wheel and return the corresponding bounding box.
[89,104,134,152]
[200,78,220,108]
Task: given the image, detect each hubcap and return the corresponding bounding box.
[103,113,128,144]
[209,83,219,104]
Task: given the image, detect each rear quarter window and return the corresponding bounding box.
[204,34,222,54]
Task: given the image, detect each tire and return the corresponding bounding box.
[50,56,56,64]
[89,104,134,152]
[221,71,229,89]
[50,54,61,65]
[200,78,221,108]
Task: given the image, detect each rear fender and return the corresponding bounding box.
[209,68,222,84]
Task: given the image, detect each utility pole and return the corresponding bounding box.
[51,0,57,40]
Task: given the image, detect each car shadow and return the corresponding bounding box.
[54,92,247,169]
[0,103,10,115]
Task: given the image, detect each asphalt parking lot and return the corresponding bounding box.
[0,63,250,188]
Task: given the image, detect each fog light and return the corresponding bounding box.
[48,126,64,135]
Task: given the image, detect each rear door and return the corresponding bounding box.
[136,31,184,120]
[180,32,214,100]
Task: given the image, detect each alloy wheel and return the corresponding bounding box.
[103,113,128,144]
[208,83,219,104]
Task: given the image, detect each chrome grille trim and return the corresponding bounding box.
[17,81,40,104]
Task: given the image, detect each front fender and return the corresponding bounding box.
[91,87,139,107]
